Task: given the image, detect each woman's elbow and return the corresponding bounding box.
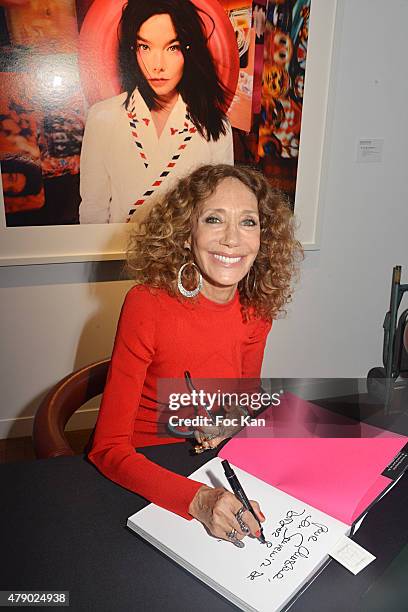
[88,439,135,475]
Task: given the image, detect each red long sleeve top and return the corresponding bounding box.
[88,286,271,519]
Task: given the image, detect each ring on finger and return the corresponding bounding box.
[226,528,237,540]
[226,528,245,548]
[235,506,250,534]
[235,506,247,522]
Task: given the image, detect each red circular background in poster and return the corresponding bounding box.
[78,0,239,108]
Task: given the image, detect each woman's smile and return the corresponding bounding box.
[211,253,244,265]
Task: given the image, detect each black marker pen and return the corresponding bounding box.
[222,459,266,544]
[184,371,216,455]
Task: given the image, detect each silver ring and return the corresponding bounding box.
[235,506,247,521]
[235,506,250,534]
[226,528,237,540]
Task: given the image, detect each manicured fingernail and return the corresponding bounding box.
[242,525,250,534]
[255,529,261,537]
[259,512,265,521]
[233,540,245,548]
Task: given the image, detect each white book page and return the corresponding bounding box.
[127,458,350,612]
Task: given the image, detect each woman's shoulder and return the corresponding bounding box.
[118,286,163,332]
[123,284,176,310]
[124,284,160,304]
[86,92,128,122]
[124,285,200,319]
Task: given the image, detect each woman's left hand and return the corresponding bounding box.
[194,405,244,449]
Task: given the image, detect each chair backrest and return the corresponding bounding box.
[33,359,110,459]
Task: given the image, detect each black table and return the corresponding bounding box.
[1,443,408,612]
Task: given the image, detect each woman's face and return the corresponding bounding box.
[136,14,184,102]
[190,178,261,303]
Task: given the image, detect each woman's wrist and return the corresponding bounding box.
[188,484,220,520]
[224,403,251,420]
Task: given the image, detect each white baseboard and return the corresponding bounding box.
[0,407,100,440]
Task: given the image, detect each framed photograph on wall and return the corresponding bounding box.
[0,0,337,266]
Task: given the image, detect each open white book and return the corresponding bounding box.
[127,458,351,612]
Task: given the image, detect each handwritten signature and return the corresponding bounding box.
[246,508,329,583]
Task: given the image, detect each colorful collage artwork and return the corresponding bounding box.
[232,0,311,203]
[0,0,311,227]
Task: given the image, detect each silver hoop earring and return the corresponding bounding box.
[177,262,203,298]
[244,266,257,296]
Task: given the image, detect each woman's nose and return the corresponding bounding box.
[220,222,239,248]
[151,50,165,73]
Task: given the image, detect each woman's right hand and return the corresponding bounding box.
[188,485,265,546]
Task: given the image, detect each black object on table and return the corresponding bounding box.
[1,442,408,612]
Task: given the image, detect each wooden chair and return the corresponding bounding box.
[33,359,110,459]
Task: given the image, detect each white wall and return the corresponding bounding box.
[265,0,408,378]
[0,262,132,437]
[1,0,407,438]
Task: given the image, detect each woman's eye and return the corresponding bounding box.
[136,43,149,51]
[242,218,257,226]
[168,44,181,52]
[204,215,221,224]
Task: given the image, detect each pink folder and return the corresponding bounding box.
[219,395,407,525]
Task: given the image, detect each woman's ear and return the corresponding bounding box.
[184,240,191,250]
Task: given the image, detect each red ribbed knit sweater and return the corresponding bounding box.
[88,286,271,519]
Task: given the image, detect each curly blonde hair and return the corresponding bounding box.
[127,164,303,320]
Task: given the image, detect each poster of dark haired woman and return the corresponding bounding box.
[0,0,239,227]
[78,0,238,224]
[0,0,338,263]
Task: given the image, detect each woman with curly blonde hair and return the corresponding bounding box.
[89,164,302,546]
[128,164,299,320]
